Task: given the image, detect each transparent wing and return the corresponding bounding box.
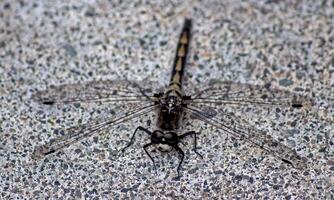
[32,102,158,159]
[184,104,308,169]
[186,80,313,108]
[32,79,158,105]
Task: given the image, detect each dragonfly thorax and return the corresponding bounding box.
[156,94,184,130]
[165,95,182,112]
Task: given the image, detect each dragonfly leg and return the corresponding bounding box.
[179,131,203,159]
[173,145,185,177]
[121,126,152,152]
[143,142,157,174]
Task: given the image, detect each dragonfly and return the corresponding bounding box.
[32,18,311,176]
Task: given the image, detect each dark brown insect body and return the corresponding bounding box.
[156,19,192,131]
[119,19,203,176]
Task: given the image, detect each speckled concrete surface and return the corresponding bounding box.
[0,0,333,199]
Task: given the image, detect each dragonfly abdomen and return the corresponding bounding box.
[166,18,192,97]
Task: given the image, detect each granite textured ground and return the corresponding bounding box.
[0,0,333,199]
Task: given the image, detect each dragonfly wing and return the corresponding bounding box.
[184,105,308,169]
[32,79,159,104]
[186,80,313,108]
[32,103,158,159]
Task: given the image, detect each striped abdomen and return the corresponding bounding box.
[166,19,192,97]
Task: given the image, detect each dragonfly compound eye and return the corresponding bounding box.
[163,132,178,144]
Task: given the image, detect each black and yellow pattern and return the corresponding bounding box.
[166,19,192,97]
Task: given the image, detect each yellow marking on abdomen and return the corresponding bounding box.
[172,72,181,83]
[175,58,183,71]
[180,33,188,44]
[167,85,182,96]
[168,84,180,91]
[178,45,185,57]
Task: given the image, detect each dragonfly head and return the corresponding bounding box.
[151,130,178,152]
